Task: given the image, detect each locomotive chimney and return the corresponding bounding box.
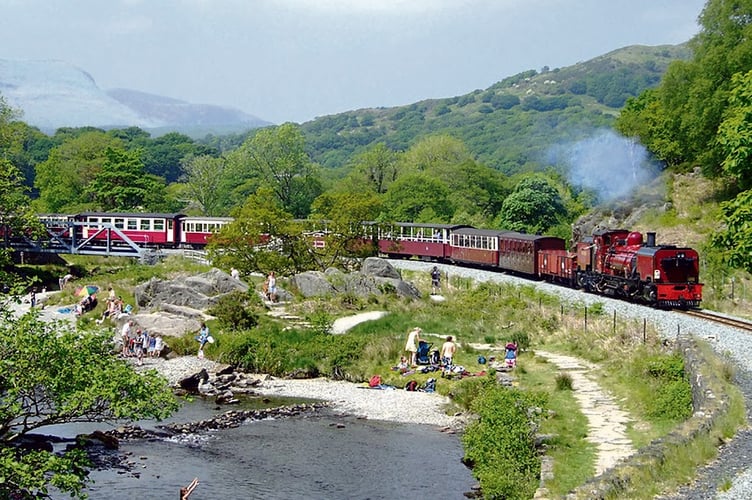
[646,232,656,247]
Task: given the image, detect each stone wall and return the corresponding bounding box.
[568,335,731,499]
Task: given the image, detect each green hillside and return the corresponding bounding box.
[301,44,692,174]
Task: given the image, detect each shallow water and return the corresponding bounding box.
[48,398,475,499]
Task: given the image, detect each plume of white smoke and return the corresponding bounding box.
[551,129,662,203]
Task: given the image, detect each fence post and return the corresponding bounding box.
[584,306,588,332]
[643,318,646,343]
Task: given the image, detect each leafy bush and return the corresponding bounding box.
[207,291,259,331]
[218,323,367,378]
[462,386,547,499]
[648,379,693,420]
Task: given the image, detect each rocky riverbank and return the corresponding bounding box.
[133,355,464,430]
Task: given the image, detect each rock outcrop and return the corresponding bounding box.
[290,258,420,300]
[135,269,248,311]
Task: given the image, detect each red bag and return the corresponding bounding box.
[368,375,381,388]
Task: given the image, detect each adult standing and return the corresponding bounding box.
[405,327,422,366]
[267,271,277,302]
[153,334,164,358]
[121,320,134,357]
[430,266,441,295]
[440,336,457,372]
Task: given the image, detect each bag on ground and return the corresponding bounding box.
[369,375,382,388]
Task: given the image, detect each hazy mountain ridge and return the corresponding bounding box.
[0,58,270,136]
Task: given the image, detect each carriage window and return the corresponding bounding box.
[114,218,124,229]
[101,218,111,225]
[127,219,137,230]
[168,220,173,230]
[140,219,150,230]
[154,220,164,231]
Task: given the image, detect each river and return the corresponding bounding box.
[46,397,476,499]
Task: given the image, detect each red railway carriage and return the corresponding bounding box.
[378,222,468,261]
[180,216,233,248]
[76,212,183,247]
[449,227,507,266]
[498,232,567,276]
[538,249,577,286]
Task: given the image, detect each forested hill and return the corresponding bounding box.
[297,44,691,174]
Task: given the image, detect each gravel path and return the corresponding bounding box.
[534,351,635,475]
[389,260,752,499]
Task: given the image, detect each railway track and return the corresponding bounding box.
[678,309,752,333]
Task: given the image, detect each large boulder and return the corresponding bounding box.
[290,258,420,300]
[361,257,401,279]
[290,271,336,298]
[135,269,248,311]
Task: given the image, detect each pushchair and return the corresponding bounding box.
[416,340,440,365]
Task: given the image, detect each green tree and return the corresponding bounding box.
[384,172,453,222]
[716,69,752,190]
[34,131,122,212]
[496,175,566,234]
[617,0,752,174]
[235,123,322,217]
[310,190,383,267]
[711,189,752,272]
[0,312,178,498]
[85,147,170,211]
[208,188,314,275]
[182,154,228,216]
[349,143,398,194]
[401,134,472,172]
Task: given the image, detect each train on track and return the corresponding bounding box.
[31,213,703,308]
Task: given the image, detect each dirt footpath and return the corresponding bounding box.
[534,350,636,475]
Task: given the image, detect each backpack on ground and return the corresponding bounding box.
[369,375,382,388]
[423,378,436,393]
[405,380,418,391]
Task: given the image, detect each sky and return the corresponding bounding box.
[0,0,708,124]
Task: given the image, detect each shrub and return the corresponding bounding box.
[462,386,547,499]
[555,372,574,391]
[207,291,258,331]
[308,309,333,335]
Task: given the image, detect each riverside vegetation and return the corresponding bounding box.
[20,253,744,499]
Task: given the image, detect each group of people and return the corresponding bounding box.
[120,319,164,365]
[403,326,457,373]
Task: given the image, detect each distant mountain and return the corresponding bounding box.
[0,58,270,136]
